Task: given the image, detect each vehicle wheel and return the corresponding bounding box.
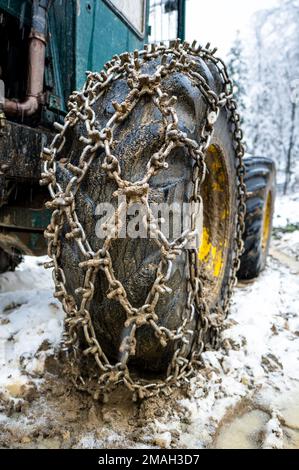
[0,247,22,274]
[238,156,276,280]
[46,50,242,379]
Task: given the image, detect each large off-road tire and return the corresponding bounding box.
[238,156,276,280]
[0,247,22,274]
[56,55,239,373]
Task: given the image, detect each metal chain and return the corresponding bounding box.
[40,40,246,401]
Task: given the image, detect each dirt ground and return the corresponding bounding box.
[0,330,298,450]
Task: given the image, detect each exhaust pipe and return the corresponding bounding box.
[3,0,51,118]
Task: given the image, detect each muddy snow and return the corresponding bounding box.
[0,193,298,449]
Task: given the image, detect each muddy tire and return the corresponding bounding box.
[54,55,240,373]
[238,156,276,280]
[0,247,22,274]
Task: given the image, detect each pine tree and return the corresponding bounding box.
[227,31,248,126]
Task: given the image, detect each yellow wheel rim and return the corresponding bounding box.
[262,191,272,253]
[197,144,230,306]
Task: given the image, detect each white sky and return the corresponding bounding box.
[185,0,280,57]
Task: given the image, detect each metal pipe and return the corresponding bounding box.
[177,0,186,41]
[3,0,51,118]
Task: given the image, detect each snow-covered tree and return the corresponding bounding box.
[227,31,248,125]
[244,0,299,193]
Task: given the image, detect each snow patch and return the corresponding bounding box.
[0,256,64,400]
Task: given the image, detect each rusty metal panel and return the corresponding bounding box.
[0,121,52,181]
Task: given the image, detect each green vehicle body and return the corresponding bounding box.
[0,0,186,256]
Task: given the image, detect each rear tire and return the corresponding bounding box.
[238,156,276,280]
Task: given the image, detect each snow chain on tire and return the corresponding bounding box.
[41,40,247,401]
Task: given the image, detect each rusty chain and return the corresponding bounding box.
[40,40,246,401]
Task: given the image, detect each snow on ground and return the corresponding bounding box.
[272,192,299,263]
[0,258,64,402]
[173,258,299,448]
[0,193,298,448]
[273,191,299,228]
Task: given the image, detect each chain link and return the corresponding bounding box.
[41,40,246,401]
